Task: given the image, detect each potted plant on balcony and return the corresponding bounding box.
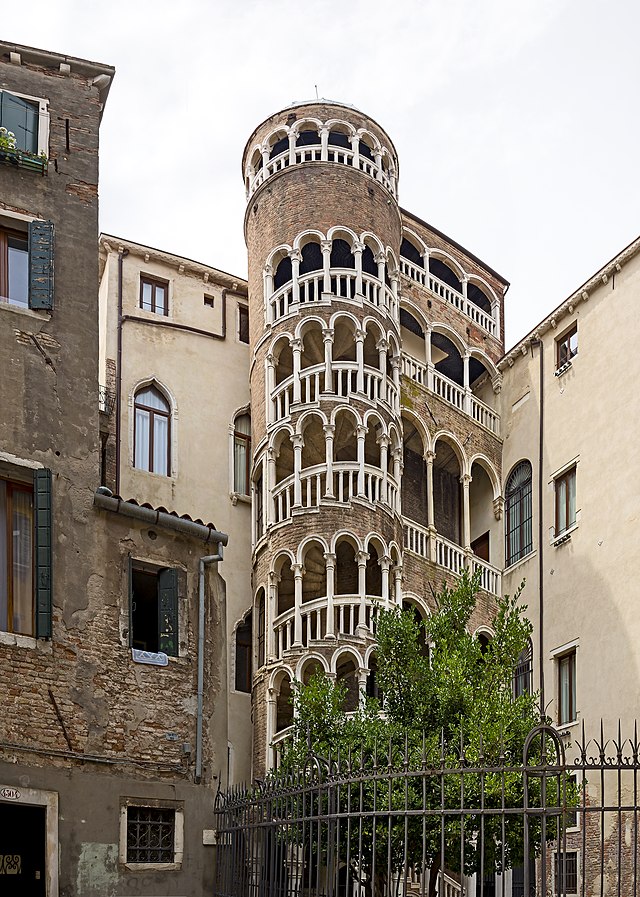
[0,127,48,173]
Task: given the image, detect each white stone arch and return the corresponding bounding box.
[329,309,361,331]
[264,126,291,154]
[330,403,362,429]
[362,314,385,341]
[324,118,357,139]
[326,224,359,247]
[290,117,324,139]
[330,644,364,676]
[430,321,468,357]
[297,533,331,565]
[355,127,382,155]
[268,663,294,692]
[295,314,328,341]
[296,407,329,437]
[129,376,177,478]
[265,242,293,271]
[427,247,466,282]
[401,408,433,455]
[271,549,296,579]
[468,346,500,380]
[401,227,428,257]
[386,246,400,272]
[295,652,330,681]
[292,228,327,251]
[402,591,431,621]
[473,624,496,641]
[269,331,293,360]
[364,531,388,558]
[268,422,294,453]
[469,453,501,500]
[432,429,469,477]
[399,298,430,334]
[388,421,402,454]
[359,231,385,256]
[388,541,402,565]
[467,273,499,305]
[330,529,364,554]
[363,407,388,437]
[387,330,400,359]
[363,643,379,667]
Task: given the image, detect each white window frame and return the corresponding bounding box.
[228,406,252,504]
[119,798,184,872]
[0,88,50,156]
[551,638,579,729]
[549,457,580,542]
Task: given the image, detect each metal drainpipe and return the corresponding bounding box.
[115,247,129,495]
[531,339,545,713]
[196,549,224,784]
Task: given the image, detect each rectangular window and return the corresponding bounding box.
[238,303,249,343]
[555,466,577,535]
[555,851,578,894]
[564,772,579,830]
[556,323,578,370]
[0,468,52,638]
[0,220,54,310]
[140,275,168,315]
[126,806,176,864]
[204,294,215,308]
[235,614,252,692]
[233,415,251,495]
[558,649,576,724]
[129,562,179,656]
[0,89,48,155]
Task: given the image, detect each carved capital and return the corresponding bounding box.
[375,338,389,352]
[493,496,504,521]
[322,327,334,342]
[356,550,370,565]
[320,240,332,253]
[323,424,336,437]
[288,248,302,263]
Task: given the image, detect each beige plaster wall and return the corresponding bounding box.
[500,250,640,743]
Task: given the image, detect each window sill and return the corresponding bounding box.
[503,549,536,574]
[0,301,51,321]
[0,148,48,175]
[230,492,251,506]
[0,631,51,651]
[554,360,573,378]
[121,861,182,873]
[556,718,580,734]
[552,524,578,546]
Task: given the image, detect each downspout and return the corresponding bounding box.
[115,247,129,495]
[531,339,545,713]
[196,548,224,784]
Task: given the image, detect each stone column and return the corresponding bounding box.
[261,145,269,169]
[324,424,335,498]
[374,150,382,180]
[267,447,276,525]
[288,130,296,165]
[425,449,437,562]
[263,264,274,325]
[321,240,332,294]
[393,564,403,606]
[292,562,304,647]
[462,275,468,300]
[290,249,302,305]
[391,356,401,402]
[266,353,276,424]
[357,424,367,496]
[357,550,370,636]
[320,126,329,162]
[292,434,303,507]
[350,133,360,169]
[353,241,364,296]
[266,687,276,771]
[267,571,279,661]
[291,338,302,404]
[463,352,471,415]
[461,473,472,550]
[425,326,434,392]
[380,555,391,607]
[322,327,334,393]
[324,552,336,638]
[358,668,368,707]
[376,338,388,403]
[378,435,390,504]
[355,328,365,394]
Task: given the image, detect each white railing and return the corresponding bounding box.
[248,145,397,198]
[401,353,500,435]
[299,365,323,405]
[269,269,397,325]
[406,868,462,897]
[400,258,497,337]
[403,520,501,596]
[273,594,379,658]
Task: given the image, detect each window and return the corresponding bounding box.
[556,323,578,370]
[233,414,251,495]
[0,220,54,310]
[558,649,576,724]
[238,303,249,343]
[0,89,48,155]
[555,851,578,894]
[0,468,52,638]
[204,294,214,308]
[120,800,184,870]
[235,613,252,692]
[256,590,265,668]
[129,562,179,656]
[140,275,168,315]
[514,640,532,698]
[505,461,533,566]
[134,385,171,475]
[555,466,576,535]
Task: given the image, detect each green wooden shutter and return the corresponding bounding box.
[158,567,179,656]
[28,220,55,310]
[34,468,52,638]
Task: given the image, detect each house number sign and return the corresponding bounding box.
[0,788,20,800]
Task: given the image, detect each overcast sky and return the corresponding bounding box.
[4,0,639,347]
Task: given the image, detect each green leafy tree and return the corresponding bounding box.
[277,572,569,897]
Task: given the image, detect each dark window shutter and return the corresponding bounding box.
[34,468,52,638]
[158,567,179,656]
[128,557,134,647]
[28,220,55,310]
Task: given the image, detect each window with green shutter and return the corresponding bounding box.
[0,220,54,310]
[130,561,179,657]
[28,220,54,310]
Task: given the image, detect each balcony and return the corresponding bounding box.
[399,258,497,337]
[273,593,379,659]
[272,462,399,524]
[269,269,398,325]
[403,519,501,596]
[401,353,500,436]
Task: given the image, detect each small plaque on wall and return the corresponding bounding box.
[131,649,168,666]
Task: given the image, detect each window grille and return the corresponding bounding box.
[126,806,175,864]
[505,460,533,565]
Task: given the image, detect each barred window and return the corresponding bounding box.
[505,461,533,566]
[514,639,533,698]
[126,806,175,864]
[555,850,578,894]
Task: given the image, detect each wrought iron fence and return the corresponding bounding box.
[214,722,640,897]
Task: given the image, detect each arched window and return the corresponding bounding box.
[514,639,533,698]
[505,461,533,566]
[256,590,266,669]
[233,414,251,496]
[134,385,170,475]
[235,612,252,693]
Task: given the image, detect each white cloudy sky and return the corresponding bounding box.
[4,0,639,346]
